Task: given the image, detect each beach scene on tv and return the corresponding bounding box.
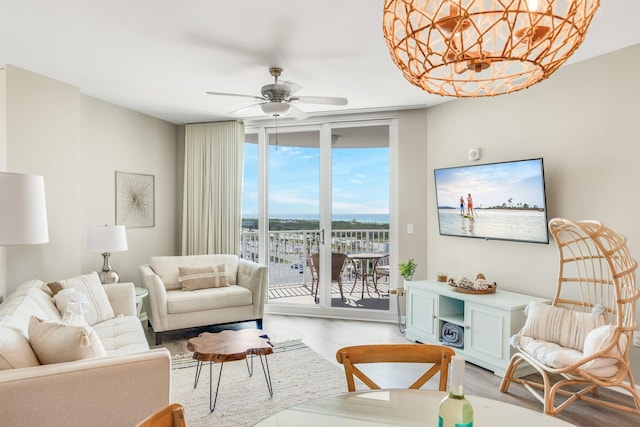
[434,159,549,243]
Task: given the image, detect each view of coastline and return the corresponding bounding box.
[242,213,389,231]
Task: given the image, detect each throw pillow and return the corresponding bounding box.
[28,316,106,365]
[0,327,40,370]
[521,302,606,351]
[582,324,628,370]
[179,264,229,291]
[46,281,64,296]
[54,272,115,325]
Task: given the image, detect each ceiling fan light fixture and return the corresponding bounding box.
[261,102,291,117]
[382,0,600,98]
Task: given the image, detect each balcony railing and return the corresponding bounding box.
[240,229,389,291]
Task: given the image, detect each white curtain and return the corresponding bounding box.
[182,121,245,255]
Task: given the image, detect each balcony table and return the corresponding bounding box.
[347,252,387,299]
[253,389,574,426]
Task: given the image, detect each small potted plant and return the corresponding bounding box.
[399,258,417,282]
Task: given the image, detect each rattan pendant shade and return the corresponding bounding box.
[382,0,600,97]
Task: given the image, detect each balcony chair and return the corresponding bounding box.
[373,254,390,287]
[500,218,640,416]
[135,403,186,427]
[336,343,455,392]
[309,253,348,303]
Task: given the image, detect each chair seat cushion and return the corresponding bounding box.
[167,285,252,314]
[517,335,620,377]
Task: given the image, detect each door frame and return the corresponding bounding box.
[245,112,399,322]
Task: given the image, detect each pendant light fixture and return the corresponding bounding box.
[382,0,600,97]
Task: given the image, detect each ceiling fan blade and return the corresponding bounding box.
[290,95,348,106]
[288,104,310,120]
[227,102,267,116]
[279,79,303,94]
[206,91,265,102]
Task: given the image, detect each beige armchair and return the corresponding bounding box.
[139,254,268,344]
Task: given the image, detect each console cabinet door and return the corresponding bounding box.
[464,302,508,367]
[406,287,438,342]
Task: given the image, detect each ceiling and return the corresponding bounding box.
[1,1,639,125]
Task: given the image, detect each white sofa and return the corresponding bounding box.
[139,254,268,344]
[0,274,171,427]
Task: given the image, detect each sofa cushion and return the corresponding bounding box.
[521,302,606,351]
[0,293,61,338]
[150,254,239,291]
[167,285,252,314]
[55,272,115,326]
[28,316,107,365]
[93,316,150,355]
[179,264,229,291]
[0,327,40,370]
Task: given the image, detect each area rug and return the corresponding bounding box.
[171,340,347,426]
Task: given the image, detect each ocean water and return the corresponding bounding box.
[244,213,390,224]
[437,208,548,243]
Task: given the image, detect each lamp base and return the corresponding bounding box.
[99,252,120,284]
[98,269,120,284]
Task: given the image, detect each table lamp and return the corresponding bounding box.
[87,225,128,284]
[0,172,49,245]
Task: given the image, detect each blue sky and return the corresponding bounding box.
[242,143,389,216]
[434,159,546,209]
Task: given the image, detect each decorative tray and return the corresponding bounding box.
[447,274,497,295]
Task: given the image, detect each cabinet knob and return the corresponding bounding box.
[433,315,437,319]
[465,325,470,329]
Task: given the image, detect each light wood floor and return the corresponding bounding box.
[152,314,640,427]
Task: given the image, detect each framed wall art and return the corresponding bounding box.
[115,171,155,228]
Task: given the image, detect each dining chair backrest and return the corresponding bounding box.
[330,253,349,281]
[336,344,455,392]
[310,253,349,282]
[135,403,186,427]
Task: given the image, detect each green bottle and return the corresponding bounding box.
[438,356,473,427]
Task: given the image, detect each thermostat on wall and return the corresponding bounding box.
[468,148,481,161]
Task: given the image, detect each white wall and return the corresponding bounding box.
[2,65,179,292]
[0,68,6,298]
[397,44,640,381]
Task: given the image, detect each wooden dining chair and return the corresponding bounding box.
[336,343,455,392]
[135,403,186,427]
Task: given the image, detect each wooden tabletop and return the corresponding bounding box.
[186,329,273,363]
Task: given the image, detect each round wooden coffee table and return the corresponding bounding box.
[186,329,274,412]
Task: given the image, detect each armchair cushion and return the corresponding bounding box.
[179,264,229,291]
[150,254,239,290]
[167,285,252,314]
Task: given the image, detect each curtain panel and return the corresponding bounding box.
[182,121,245,255]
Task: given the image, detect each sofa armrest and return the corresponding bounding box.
[237,258,268,318]
[0,348,171,427]
[139,264,169,331]
[103,282,136,317]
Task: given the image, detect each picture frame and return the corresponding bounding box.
[115,171,155,228]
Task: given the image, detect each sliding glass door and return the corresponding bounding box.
[242,118,393,320]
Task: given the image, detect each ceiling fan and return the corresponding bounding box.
[206,67,348,119]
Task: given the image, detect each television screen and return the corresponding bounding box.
[434,158,549,244]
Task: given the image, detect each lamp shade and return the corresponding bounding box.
[0,172,49,245]
[87,225,128,253]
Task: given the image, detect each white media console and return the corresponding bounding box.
[404,280,549,377]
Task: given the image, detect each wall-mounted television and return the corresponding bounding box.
[434,158,549,244]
